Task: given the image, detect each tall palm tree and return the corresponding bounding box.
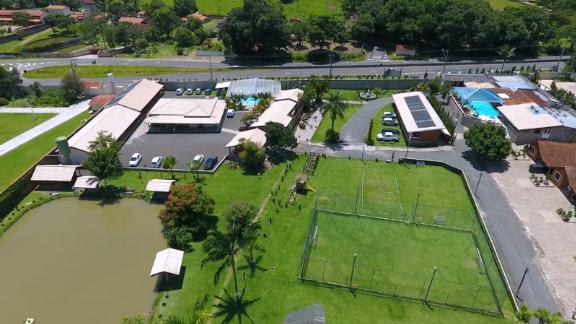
[163,155,177,179]
[322,92,347,131]
[202,202,261,300]
[498,45,516,71]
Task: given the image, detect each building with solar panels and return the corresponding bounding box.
[392,92,451,146]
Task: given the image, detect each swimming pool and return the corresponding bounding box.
[467,101,500,119]
[240,96,260,106]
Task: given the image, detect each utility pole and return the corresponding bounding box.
[424,266,438,305]
[349,253,358,289]
[209,54,213,81]
[442,49,449,75]
[474,171,484,197]
[329,48,333,79]
[515,268,529,298]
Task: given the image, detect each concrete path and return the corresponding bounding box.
[339,97,394,145]
[295,109,323,144]
[0,100,90,157]
[0,107,73,113]
[295,134,562,315]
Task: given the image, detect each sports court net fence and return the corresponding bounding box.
[299,204,510,317]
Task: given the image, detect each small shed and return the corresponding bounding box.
[31,165,79,190]
[149,248,184,277]
[395,44,417,57]
[72,175,100,191]
[146,179,175,200]
[284,304,325,324]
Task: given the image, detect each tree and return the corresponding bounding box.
[202,202,260,302]
[173,0,196,17]
[350,14,375,45]
[264,121,296,150]
[219,0,290,55]
[238,140,266,171]
[557,38,572,71]
[76,17,100,45]
[83,131,122,185]
[306,15,339,50]
[322,92,347,132]
[307,75,330,103]
[44,13,74,32]
[11,11,31,27]
[159,184,215,249]
[0,67,22,99]
[142,0,165,15]
[150,7,178,39]
[105,0,135,20]
[464,124,511,161]
[134,38,148,54]
[498,45,516,70]
[174,26,196,47]
[30,81,43,97]
[61,72,84,104]
[516,304,532,323]
[290,22,306,48]
[162,155,177,178]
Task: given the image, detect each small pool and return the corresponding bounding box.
[240,96,260,106]
[467,101,500,119]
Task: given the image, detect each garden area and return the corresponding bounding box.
[146,156,514,323]
[311,104,361,143]
[369,104,407,147]
[0,113,55,145]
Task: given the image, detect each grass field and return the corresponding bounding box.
[311,104,361,143]
[0,112,89,191]
[370,104,407,147]
[143,156,513,323]
[0,29,75,54]
[0,113,56,145]
[57,43,90,54]
[487,0,523,10]
[24,65,224,78]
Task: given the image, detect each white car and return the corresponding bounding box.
[382,117,398,126]
[192,154,204,164]
[185,88,193,95]
[382,112,397,119]
[150,156,163,168]
[129,153,142,167]
[226,109,235,118]
[176,88,184,96]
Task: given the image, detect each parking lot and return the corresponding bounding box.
[120,111,244,170]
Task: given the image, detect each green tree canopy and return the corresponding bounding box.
[264,121,297,150]
[0,66,23,100]
[173,0,197,17]
[150,7,178,39]
[219,0,290,55]
[238,140,266,171]
[464,124,511,161]
[83,131,122,184]
[307,75,330,103]
[11,11,31,26]
[60,72,84,104]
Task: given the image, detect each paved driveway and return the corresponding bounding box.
[120,113,244,170]
[339,97,394,145]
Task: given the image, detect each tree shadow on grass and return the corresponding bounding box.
[238,247,267,278]
[213,287,259,324]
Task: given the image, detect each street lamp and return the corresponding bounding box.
[329,47,333,79]
[442,49,449,75]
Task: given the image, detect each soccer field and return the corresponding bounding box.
[302,210,501,314]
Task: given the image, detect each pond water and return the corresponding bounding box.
[0,198,166,324]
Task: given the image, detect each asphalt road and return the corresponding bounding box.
[340,97,394,144]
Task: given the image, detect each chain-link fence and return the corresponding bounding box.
[299,208,508,317]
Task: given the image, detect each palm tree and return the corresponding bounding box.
[498,45,516,71]
[202,202,261,300]
[322,92,347,132]
[557,38,572,72]
[162,155,177,179]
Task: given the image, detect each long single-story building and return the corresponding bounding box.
[528,141,576,198]
[392,92,450,146]
[498,103,576,144]
[251,89,303,129]
[145,98,226,132]
[31,164,79,189]
[67,79,164,164]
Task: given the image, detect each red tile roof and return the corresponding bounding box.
[493,88,549,107]
[119,16,145,24]
[89,94,114,108]
[535,140,576,168]
[46,5,68,10]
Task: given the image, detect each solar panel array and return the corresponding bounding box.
[405,95,436,128]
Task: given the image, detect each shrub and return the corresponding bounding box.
[0,97,8,106]
[324,129,340,143]
[238,140,266,171]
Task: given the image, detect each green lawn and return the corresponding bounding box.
[57,43,90,54]
[370,104,407,147]
[24,65,224,78]
[311,104,361,143]
[0,112,89,191]
[487,0,523,10]
[325,89,396,101]
[0,28,75,54]
[0,113,56,145]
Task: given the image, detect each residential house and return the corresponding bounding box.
[0,9,45,25]
[528,140,576,198]
[395,44,416,57]
[45,5,71,16]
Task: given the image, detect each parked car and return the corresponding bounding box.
[194,88,202,95]
[382,112,397,119]
[204,88,212,95]
[226,109,235,118]
[204,156,218,170]
[185,88,193,95]
[529,162,547,174]
[150,156,164,168]
[192,154,205,165]
[377,129,400,142]
[175,88,184,96]
[382,117,398,126]
[129,153,142,167]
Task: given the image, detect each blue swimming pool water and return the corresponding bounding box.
[240,96,260,106]
[468,101,500,118]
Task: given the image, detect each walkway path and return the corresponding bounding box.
[295,134,561,315]
[295,109,322,144]
[0,107,73,113]
[339,97,394,145]
[0,100,90,157]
